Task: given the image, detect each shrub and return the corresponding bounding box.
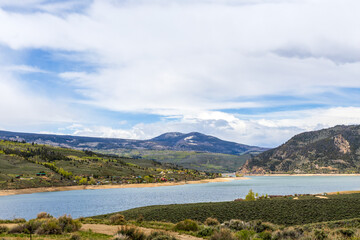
[225,220,248,231]
[37,212,53,219]
[70,233,81,240]
[256,231,272,240]
[210,228,236,240]
[110,214,126,225]
[272,227,302,240]
[0,225,9,233]
[204,217,220,226]
[9,220,42,234]
[58,215,82,233]
[147,231,178,240]
[35,219,62,235]
[8,224,27,234]
[235,229,256,240]
[114,233,130,240]
[198,227,215,237]
[118,226,146,240]
[313,230,328,240]
[24,219,43,234]
[173,219,199,232]
[137,215,144,223]
[337,228,355,237]
[245,189,255,201]
[12,218,26,223]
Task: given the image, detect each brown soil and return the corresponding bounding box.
[81,224,204,240]
[0,223,204,240]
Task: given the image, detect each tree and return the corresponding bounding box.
[245,189,255,201]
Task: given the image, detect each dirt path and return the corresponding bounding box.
[315,195,328,199]
[0,223,203,240]
[81,224,204,240]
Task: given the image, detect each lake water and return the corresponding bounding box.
[0,176,359,220]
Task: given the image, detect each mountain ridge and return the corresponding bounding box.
[238,125,360,174]
[0,130,268,156]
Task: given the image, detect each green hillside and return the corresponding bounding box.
[99,149,250,173]
[238,125,360,174]
[96,193,360,226]
[0,140,219,190]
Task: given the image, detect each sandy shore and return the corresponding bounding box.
[0,177,248,197]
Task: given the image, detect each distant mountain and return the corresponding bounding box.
[238,125,360,174]
[0,130,267,155]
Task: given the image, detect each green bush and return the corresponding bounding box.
[58,215,82,233]
[235,229,256,240]
[337,228,355,237]
[147,231,178,240]
[210,228,236,240]
[110,214,126,225]
[256,231,272,240]
[173,219,199,232]
[313,229,328,240]
[0,225,9,233]
[35,218,62,235]
[118,226,146,240]
[198,227,215,237]
[272,227,302,240]
[245,189,256,201]
[204,217,220,226]
[70,233,81,240]
[37,212,53,219]
[8,219,42,234]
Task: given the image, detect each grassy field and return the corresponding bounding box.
[0,140,219,190]
[91,193,360,226]
[99,149,250,172]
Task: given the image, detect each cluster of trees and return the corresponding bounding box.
[36,161,73,179]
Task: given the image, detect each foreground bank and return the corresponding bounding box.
[2,192,360,239]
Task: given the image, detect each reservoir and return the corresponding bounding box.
[1,176,359,220]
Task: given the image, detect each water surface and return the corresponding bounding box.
[1,176,359,220]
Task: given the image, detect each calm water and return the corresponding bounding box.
[0,176,359,220]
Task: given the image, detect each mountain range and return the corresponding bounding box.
[0,130,267,155]
[0,130,268,172]
[238,125,360,174]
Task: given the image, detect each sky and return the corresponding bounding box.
[0,0,360,147]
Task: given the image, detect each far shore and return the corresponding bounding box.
[0,177,249,197]
[248,173,360,176]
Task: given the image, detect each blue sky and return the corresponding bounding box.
[0,0,360,147]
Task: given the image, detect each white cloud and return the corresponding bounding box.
[0,0,360,146]
[63,107,360,147]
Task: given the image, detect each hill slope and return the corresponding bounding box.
[238,125,360,174]
[100,149,249,173]
[0,130,267,172]
[0,140,217,190]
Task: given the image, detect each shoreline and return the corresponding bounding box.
[248,174,360,176]
[0,177,248,197]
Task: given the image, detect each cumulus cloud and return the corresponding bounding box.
[0,0,360,146]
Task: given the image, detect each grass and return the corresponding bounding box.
[99,149,250,173]
[0,231,112,240]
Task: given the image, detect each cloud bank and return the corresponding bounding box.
[0,0,360,147]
